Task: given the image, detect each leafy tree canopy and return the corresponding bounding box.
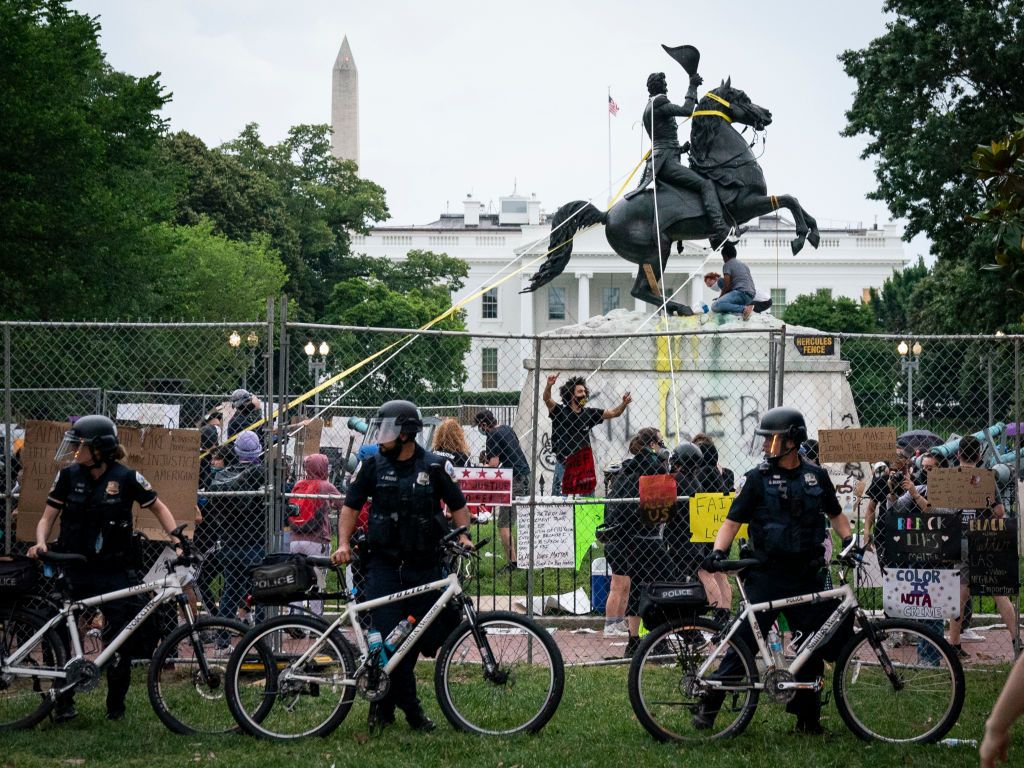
[782,288,878,333]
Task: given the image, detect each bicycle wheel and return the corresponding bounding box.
[434,611,564,734]
[225,614,356,740]
[834,618,965,743]
[147,616,251,735]
[0,608,68,731]
[628,617,759,742]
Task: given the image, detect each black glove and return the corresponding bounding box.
[689,73,704,87]
[702,549,727,572]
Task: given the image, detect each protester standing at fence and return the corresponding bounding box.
[692,433,735,493]
[863,448,912,564]
[331,400,472,734]
[543,374,631,495]
[206,430,266,627]
[604,427,672,658]
[431,418,472,467]
[701,407,855,734]
[28,415,179,723]
[227,389,263,440]
[286,453,339,616]
[194,445,230,614]
[945,436,1019,656]
[700,242,757,320]
[475,409,531,573]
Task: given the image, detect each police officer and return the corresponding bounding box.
[700,407,854,734]
[28,415,179,723]
[331,400,472,733]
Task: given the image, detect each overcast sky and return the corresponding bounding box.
[69,0,927,256]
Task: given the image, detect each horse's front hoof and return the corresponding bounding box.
[790,236,805,255]
[807,230,820,249]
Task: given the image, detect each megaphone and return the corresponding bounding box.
[348,416,369,435]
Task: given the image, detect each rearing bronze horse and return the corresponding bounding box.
[522,80,821,316]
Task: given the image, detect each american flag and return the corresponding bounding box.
[608,94,619,116]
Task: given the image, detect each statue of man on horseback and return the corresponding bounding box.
[522,43,821,317]
[627,46,733,249]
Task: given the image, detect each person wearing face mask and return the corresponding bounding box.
[700,407,855,734]
[331,400,472,734]
[474,410,531,573]
[543,373,631,495]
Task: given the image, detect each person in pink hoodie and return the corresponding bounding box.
[287,453,341,615]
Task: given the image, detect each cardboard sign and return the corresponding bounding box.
[515,502,575,569]
[968,518,1019,596]
[926,467,997,509]
[638,474,677,526]
[793,335,835,356]
[456,467,514,516]
[884,511,960,563]
[17,420,200,543]
[302,418,324,456]
[818,428,898,464]
[882,567,960,620]
[689,493,747,543]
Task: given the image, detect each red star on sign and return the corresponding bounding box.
[462,469,472,478]
[478,470,488,478]
[494,470,504,478]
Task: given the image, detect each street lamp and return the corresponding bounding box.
[228,330,260,390]
[898,340,922,430]
[305,340,331,411]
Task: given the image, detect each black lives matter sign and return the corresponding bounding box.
[968,518,1019,596]
[885,511,960,564]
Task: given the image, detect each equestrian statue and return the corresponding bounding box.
[522,44,821,317]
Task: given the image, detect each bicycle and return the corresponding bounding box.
[0,524,251,735]
[224,527,565,740]
[628,544,966,743]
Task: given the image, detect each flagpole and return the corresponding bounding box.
[607,86,612,207]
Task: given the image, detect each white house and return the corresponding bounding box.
[355,194,909,391]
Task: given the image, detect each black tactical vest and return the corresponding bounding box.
[366,451,444,555]
[748,461,828,560]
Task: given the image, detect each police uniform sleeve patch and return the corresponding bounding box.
[49,471,60,494]
[136,471,153,491]
[444,460,456,481]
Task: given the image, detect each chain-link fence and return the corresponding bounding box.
[2,313,1021,667]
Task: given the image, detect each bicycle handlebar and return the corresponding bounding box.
[37,551,88,565]
[715,558,762,573]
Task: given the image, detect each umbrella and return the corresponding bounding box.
[897,429,944,451]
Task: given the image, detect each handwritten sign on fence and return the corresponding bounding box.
[516,501,574,569]
[885,511,961,563]
[926,466,997,509]
[17,420,200,542]
[818,428,898,464]
[882,567,960,620]
[689,493,746,543]
[968,518,1019,596]
[639,474,677,526]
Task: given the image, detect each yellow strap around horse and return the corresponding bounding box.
[692,91,733,122]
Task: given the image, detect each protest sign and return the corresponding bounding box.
[926,467,997,509]
[884,511,960,563]
[968,518,1019,596]
[456,467,513,518]
[638,474,677,525]
[882,567,960,620]
[516,500,574,569]
[818,428,897,464]
[689,493,746,543]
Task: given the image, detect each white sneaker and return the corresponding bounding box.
[960,629,986,643]
[603,620,629,638]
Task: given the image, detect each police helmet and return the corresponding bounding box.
[671,441,703,471]
[367,400,423,444]
[55,415,119,464]
[754,407,807,459]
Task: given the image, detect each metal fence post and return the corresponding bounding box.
[526,335,543,623]
[767,330,777,410]
[1016,338,1021,657]
[775,324,787,406]
[3,323,11,555]
[264,297,278,556]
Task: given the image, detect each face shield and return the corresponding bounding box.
[54,432,85,466]
[365,416,403,446]
[762,433,789,459]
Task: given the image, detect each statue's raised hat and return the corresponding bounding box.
[661,44,700,75]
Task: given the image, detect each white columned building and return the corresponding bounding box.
[354,193,909,392]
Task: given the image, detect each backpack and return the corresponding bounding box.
[288,479,332,538]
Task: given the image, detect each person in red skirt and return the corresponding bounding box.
[542,373,631,495]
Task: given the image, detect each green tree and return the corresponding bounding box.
[0,0,174,319]
[322,251,471,404]
[869,257,929,332]
[782,289,878,333]
[840,0,1024,330]
[220,124,390,319]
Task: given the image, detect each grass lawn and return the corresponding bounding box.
[2,664,1016,768]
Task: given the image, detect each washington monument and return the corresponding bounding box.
[330,35,359,165]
